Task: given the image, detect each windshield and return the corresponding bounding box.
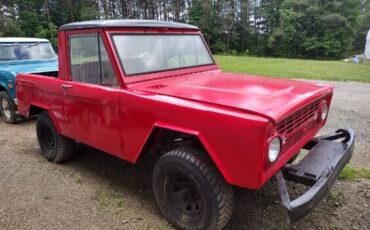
[112,35,214,76]
[0,42,56,61]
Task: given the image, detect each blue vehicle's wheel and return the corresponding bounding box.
[0,91,16,124]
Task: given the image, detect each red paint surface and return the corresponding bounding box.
[16,26,334,189]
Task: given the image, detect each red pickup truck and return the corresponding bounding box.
[16,20,355,230]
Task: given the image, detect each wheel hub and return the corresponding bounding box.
[165,175,204,223]
[41,125,56,150]
[1,98,11,119]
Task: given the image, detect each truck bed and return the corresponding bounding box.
[31,71,58,78]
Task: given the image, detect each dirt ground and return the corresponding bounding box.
[0,80,369,230]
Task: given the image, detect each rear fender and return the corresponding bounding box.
[29,103,62,133]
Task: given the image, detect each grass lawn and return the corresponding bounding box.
[339,165,370,181]
[215,55,370,83]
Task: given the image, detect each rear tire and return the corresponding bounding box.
[0,91,17,124]
[153,148,234,230]
[36,112,75,163]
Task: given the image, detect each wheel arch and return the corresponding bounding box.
[136,122,233,184]
[29,104,48,117]
[30,104,62,133]
[0,72,12,93]
[0,83,7,93]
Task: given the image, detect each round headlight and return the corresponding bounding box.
[321,102,328,120]
[268,137,281,163]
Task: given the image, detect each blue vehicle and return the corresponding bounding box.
[0,37,58,123]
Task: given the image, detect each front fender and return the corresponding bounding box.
[0,71,16,98]
[151,122,234,184]
[120,91,270,189]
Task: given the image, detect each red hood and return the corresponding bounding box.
[131,70,333,122]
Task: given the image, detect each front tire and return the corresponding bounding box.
[36,112,75,163]
[153,148,234,230]
[0,91,17,124]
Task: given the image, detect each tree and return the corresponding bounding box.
[0,0,367,60]
[0,18,25,37]
[269,0,362,59]
[258,0,283,55]
[189,0,224,53]
[35,22,58,47]
[353,0,370,52]
[0,1,25,37]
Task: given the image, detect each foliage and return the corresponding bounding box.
[268,0,362,59]
[35,23,58,47]
[0,18,24,37]
[0,0,369,60]
[353,0,370,52]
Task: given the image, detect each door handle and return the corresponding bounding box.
[61,84,73,90]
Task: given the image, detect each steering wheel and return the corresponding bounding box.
[165,54,186,68]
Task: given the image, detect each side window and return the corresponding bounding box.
[69,33,117,86]
[99,37,117,86]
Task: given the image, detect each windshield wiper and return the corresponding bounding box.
[23,42,41,48]
[0,42,42,49]
[0,42,19,48]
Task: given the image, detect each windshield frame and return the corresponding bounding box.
[110,33,216,77]
[0,42,57,62]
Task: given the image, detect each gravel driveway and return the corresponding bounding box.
[314,80,370,168]
[0,80,369,230]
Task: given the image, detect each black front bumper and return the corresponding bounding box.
[276,129,355,222]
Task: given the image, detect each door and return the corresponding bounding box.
[63,32,122,156]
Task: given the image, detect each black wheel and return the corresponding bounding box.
[0,91,17,124]
[36,112,75,163]
[153,148,234,230]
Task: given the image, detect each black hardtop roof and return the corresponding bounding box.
[60,19,199,31]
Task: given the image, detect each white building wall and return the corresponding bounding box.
[365,30,370,59]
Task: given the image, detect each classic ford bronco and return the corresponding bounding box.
[16,20,355,230]
[0,37,58,123]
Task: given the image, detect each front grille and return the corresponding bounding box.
[277,100,321,152]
